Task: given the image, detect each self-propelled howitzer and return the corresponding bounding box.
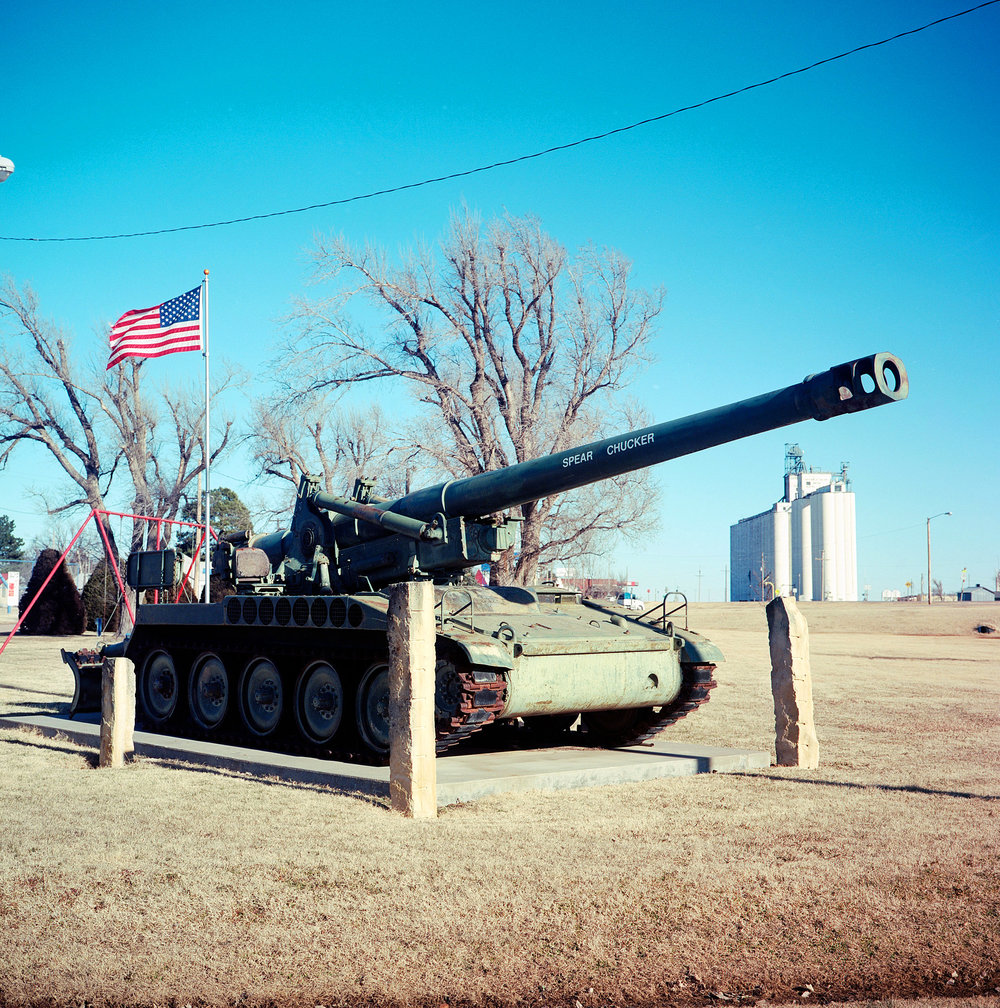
[106,352,906,762]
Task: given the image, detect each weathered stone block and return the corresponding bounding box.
[387,580,438,818]
[765,596,819,768]
[99,656,135,769]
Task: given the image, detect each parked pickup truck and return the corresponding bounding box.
[615,592,645,611]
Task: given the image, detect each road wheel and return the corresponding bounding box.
[188,652,229,730]
[355,661,390,757]
[238,657,284,737]
[138,650,180,725]
[294,661,344,745]
[522,712,578,741]
[580,707,653,745]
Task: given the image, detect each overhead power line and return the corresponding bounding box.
[2,0,997,244]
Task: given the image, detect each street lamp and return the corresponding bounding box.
[0,156,14,183]
[927,511,952,605]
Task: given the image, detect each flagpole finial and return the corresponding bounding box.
[204,269,210,276]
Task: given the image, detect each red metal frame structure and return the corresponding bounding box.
[0,509,216,658]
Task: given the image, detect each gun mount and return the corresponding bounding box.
[77,352,906,763]
[230,351,907,595]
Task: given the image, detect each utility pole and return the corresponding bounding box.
[696,569,703,603]
[927,512,952,605]
[723,565,728,603]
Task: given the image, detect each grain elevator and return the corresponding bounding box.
[729,445,857,601]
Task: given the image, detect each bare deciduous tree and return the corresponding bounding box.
[287,211,663,585]
[0,277,124,557]
[101,362,238,550]
[246,391,408,509]
[1,276,238,560]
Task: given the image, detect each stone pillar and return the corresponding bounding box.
[387,580,438,818]
[99,657,135,769]
[765,596,819,768]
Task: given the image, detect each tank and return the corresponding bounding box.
[77,352,907,762]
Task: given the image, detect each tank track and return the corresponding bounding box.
[577,662,718,748]
[434,666,507,754]
[127,628,508,765]
[435,661,718,754]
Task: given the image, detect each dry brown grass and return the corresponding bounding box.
[0,603,998,1008]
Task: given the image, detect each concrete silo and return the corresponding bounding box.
[730,445,858,601]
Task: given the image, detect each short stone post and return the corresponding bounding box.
[99,657,135,769]
[387,580,438,818]
[765,596,819,768]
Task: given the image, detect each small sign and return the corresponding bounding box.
[6,571,19,610]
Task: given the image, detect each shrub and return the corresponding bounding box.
[80,557,124,633]
[18,549,86,635]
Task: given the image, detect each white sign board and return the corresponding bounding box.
[6,571,19,610]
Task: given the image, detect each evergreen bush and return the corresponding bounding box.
[80,557,123,633]
[18,549,86,635]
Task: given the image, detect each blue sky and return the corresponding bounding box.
[1,0,997,599]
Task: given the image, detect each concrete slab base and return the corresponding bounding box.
[0,713,771,806]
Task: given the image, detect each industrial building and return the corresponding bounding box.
[730,445,857,602]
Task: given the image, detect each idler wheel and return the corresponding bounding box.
[356,661,390,757]
[433,657,464,726]
[294,661,344,745]
[188,652,229,730]
[238,657,284,737]
[139,650,180,724]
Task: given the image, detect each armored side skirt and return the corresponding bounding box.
[501,647,683,717]
[128,591,700,724]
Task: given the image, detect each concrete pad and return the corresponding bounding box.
[435,741,770,803]
[0,712,770,806]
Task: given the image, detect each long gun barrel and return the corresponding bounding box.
[390,351,906,524]
[247,351,906,591]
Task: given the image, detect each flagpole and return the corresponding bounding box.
[202,269,211,604]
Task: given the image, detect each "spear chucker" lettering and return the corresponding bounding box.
[562,432,655,467]
[606,432,654,456]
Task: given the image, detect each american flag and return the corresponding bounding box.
[107,286,203,369]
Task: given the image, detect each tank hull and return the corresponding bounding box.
[118,586,721,763]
